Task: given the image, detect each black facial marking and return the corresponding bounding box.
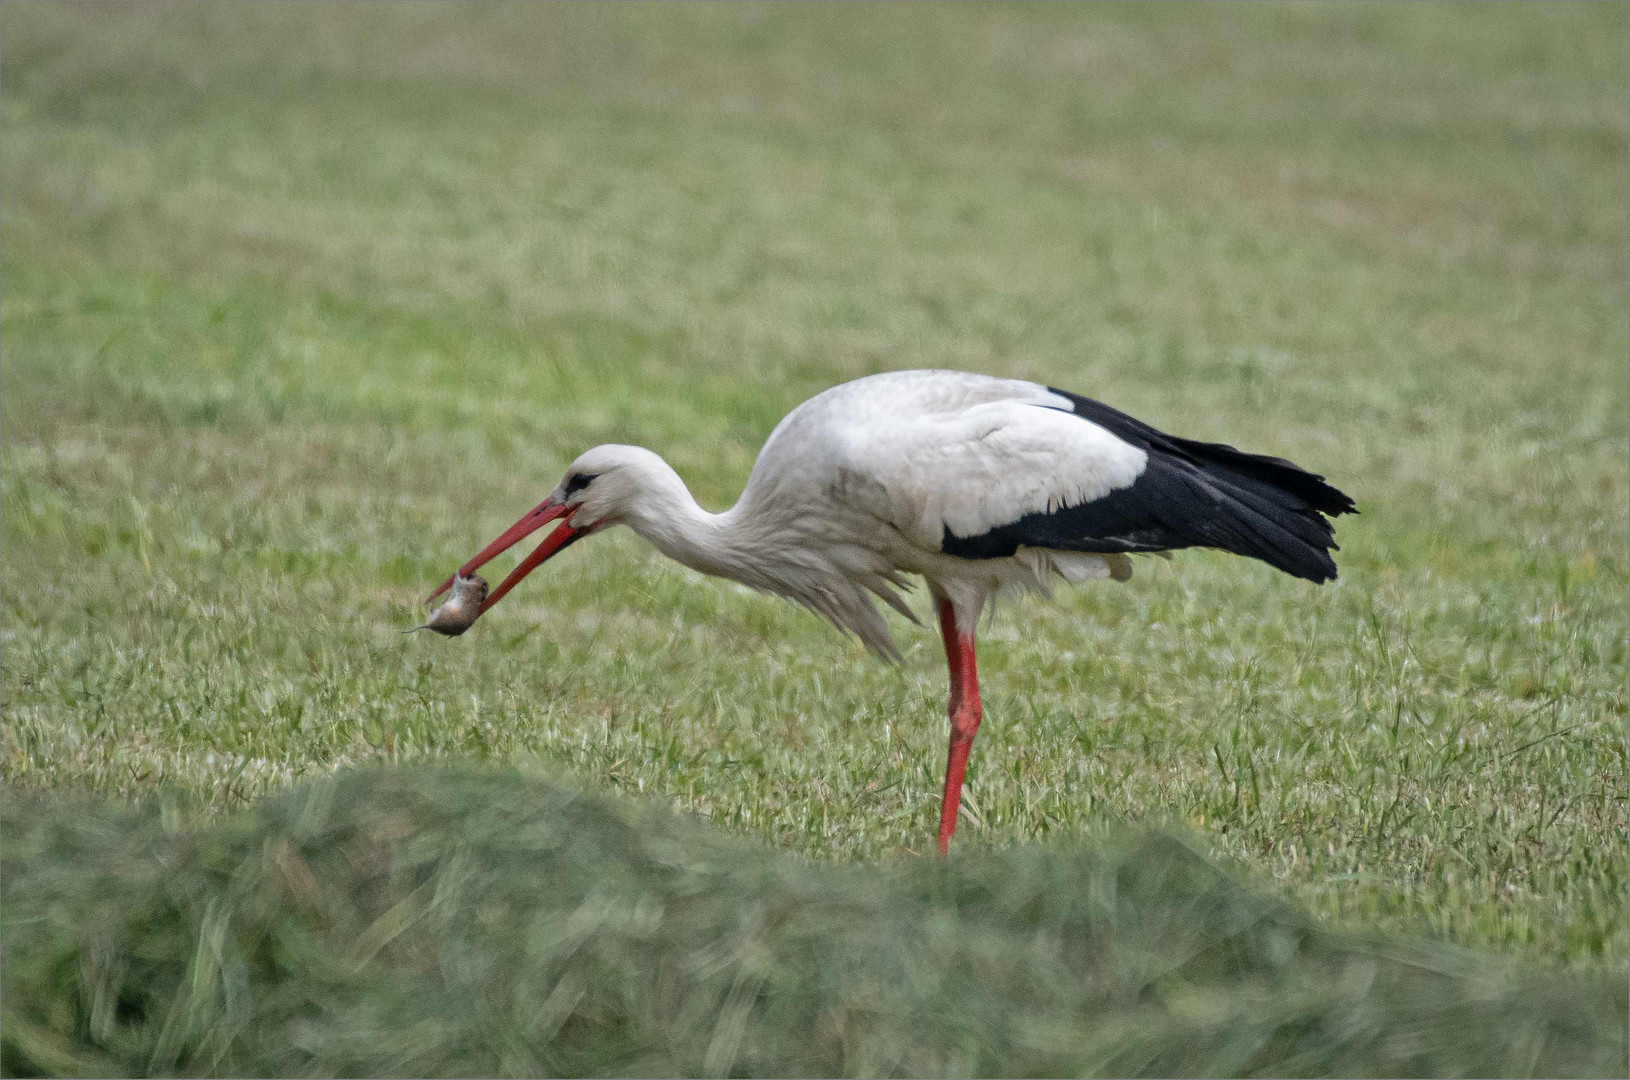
[563,473,597,497]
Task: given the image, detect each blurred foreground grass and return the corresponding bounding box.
[1,0,1626,979]
[4,765,1626,1078]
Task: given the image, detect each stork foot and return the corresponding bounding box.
[937,700,982,855]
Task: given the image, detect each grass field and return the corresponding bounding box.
[2,0,1626,985]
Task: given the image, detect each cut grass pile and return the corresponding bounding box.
[4,765,1626,1078]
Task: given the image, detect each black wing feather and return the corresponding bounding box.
[941,390,1357,583]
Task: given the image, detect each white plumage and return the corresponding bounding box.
[429,369,1354,853]
[557,372,1142,656]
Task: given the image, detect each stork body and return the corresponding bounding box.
[431,370,1354,853]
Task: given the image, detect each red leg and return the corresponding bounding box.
[935,596,982,855]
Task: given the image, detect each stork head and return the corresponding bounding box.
[425,444,673,619]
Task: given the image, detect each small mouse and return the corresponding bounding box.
[406,572,489,636]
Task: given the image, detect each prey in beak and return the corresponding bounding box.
[422,494,590,633]
[406,571,488,636]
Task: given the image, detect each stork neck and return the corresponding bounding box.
[619,461,757,583]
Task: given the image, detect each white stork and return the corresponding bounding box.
[428,369,1355,854]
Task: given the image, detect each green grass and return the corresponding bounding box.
[5,766,1626,1077]
[2,0,1626,982]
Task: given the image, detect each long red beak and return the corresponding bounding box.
[427,496,589,618]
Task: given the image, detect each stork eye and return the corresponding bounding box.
[563,473,596,497]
